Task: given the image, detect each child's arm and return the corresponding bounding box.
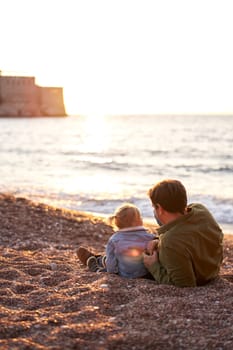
[105,239,118,274]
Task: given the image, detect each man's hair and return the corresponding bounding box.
[109,203,142,229]
[148,179,187,214]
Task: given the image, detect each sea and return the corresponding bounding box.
[0,114,233,233]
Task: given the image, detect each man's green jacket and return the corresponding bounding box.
[148,203,223,287]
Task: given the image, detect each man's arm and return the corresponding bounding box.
[146,239,159,255]
[143,251,173,284]
[143,247,196,287]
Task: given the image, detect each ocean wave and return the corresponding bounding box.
[0,147,52,155]
[172,164,233,174]
[61,150,127,157]
[214,166,233,172]
[189,194,233,225]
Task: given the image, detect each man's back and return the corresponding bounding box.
[149,203,223,287]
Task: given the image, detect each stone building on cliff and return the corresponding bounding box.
[0,71,67,117]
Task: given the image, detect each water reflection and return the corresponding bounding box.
[79,114,110,153]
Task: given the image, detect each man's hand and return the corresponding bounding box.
[146,239,159,255]
[143,250,158,268]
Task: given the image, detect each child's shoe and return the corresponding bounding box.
[77,246,94,265]
[87,256,106,272]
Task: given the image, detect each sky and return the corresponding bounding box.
[1,0,233,115]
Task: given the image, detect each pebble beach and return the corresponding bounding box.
[0,194,233,350]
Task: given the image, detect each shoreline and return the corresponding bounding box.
[2,191,232,235]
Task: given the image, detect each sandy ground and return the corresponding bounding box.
[0,194,233,350]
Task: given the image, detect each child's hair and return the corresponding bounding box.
[108,203,143,229]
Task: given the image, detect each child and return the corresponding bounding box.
[77,203,156,278]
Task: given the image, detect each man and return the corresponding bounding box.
[143,179,223,287]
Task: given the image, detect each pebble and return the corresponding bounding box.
[50,263,57,271]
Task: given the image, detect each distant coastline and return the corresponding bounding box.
[0,70,67,117]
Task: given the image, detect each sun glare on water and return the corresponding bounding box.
[53,113,125,197]
[79,114,111,154]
